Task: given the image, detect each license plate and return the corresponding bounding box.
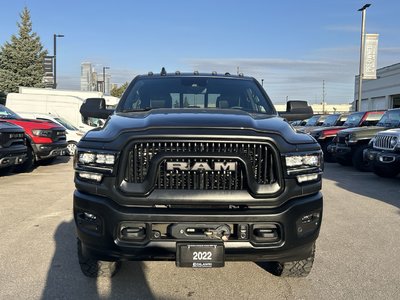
[176,243,225,268]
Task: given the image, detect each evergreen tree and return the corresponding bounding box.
[0,7,47,94]
[111,82,129,98]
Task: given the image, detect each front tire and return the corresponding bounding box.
[259,243,316,277]
[320,140,335,163]
[14,146,35,172]
[77,239,121,278]
[352,144,372,172]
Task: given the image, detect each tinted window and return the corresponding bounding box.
[322,115,339,126]
[343,112,364,127]
[0,105,20,119]
[377,110,400,127]
[118,77,275,114]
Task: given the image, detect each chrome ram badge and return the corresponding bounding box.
[166,161,236,171]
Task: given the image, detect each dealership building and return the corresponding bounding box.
[354,62,400,110]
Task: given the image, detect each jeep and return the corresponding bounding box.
[364,128,400,178]
[331,108,400,171]
[74,71,323,278]
[311,110,384,162]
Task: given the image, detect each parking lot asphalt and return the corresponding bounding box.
[0,158,399,300]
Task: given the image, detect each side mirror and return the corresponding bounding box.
[278,100,314,121]
[80,98,114,119]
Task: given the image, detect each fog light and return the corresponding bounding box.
[296,173,319,183]
[84,212,97,221]
[78,171,103,182]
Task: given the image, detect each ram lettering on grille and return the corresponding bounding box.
[125,141,279,191]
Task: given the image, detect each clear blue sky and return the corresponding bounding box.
[1,0,399,104]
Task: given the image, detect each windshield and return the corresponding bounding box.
[343,112,364,127]
[118,77,275,114]
[305,115,321,126]
[0,104,21,119]
[377,110,400,127]
[321,115,339,127]
[54,117,79,131]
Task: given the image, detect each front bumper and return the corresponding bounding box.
[0,147,26,168]
[32,141,68,159]
[364,148,400,167]
[74,190,323,263]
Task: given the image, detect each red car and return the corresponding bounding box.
[0,104,67,171]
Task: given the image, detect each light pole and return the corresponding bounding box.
[261,79,264,87]
[357,4,371,112]
[53,34,64,89]
[102,66,110,94]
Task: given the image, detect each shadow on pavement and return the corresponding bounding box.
[41,220,155,300]
[323,162,400,209]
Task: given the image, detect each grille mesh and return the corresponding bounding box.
[125,140,279,191]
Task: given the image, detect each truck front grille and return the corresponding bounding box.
[0,132,25,148]
[125,140,280,191]
[374,135,397,150]
[51,130,66,142]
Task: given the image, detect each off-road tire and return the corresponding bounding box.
[373,165,400,178]
[77,239,121,278]
[352,144,372,172]
[14,146,34,172]
[276,243,316,277]
[320,140,335,163]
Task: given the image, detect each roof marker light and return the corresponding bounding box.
[212,71,217,75]
[148,72,153,76]
[225,72,230,76]
[160,67,167,76]
[194,70,199,75]
[175,71,181,75]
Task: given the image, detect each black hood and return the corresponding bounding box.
[83,109,315,144]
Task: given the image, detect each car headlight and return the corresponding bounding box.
[390,136,398,148]
[369,137,376,147]
[32,129,52,137]
[78,152,115,165]
[284,152,323,178]
[74,150,118,182]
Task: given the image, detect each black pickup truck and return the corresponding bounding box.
[74,72,323,278]
[0,121,27,172]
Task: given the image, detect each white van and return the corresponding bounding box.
[19,113,85,156]
[6,87,119,132]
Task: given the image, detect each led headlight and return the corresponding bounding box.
[32,129,52,137]
[79,152,96,164]
[284,152,322,178]
[78,152,116,165]
[285,154,320,168]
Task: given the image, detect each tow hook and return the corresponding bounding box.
[204,225,231,241]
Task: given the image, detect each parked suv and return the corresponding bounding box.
[74,72,323,278]
[331,109,400,171]
[311,111,384,162]
[364,128,400,178]
[0,121,26,172]
[0,105,67,171]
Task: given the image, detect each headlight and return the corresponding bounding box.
[78,152,115,165]
[75,150,118,182]
[285,154,321,168]
[369,137,376,147]
[390,136,398,148]
[284,151,323,184]
[32,129,52,137]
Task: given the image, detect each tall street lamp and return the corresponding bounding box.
[53,34,64,89]
[103,66,110,94]
[357,4,371,112]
